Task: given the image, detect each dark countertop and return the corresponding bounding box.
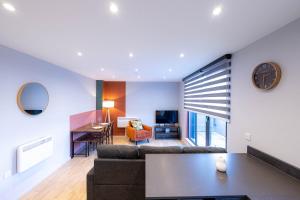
[145,153,300,200]
[71,123,108,133]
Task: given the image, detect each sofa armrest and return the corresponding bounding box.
[126,126,137,139]
[143,124,152,132]
[87,168,94,200]
[94,158,145,185]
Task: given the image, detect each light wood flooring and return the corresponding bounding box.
[21,136,186,200]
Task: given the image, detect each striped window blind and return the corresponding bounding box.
[183,54,232,121]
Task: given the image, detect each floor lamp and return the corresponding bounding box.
[103,100,114,123]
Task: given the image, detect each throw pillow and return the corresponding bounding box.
[130,120,143,130]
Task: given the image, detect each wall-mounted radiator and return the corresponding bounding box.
[117,117,139,128]
[17,136,53,173]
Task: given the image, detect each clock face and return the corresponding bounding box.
[252,62,281,90]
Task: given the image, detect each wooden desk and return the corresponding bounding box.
[70,123,109,158]
[146,154,300,200]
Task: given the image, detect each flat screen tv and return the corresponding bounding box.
[156,110,178,124]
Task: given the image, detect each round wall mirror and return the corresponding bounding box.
[17,82,49,115]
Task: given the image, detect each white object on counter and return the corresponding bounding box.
[216,156,227,173]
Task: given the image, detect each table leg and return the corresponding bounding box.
[70,132,74,158]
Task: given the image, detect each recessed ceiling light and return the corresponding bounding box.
[168,68,173,72]
[137,75,141,79]
[134,68,139,72]
[179,53,185,58]
[100,68,105,72]
[110,2,119,14]
[212,5,222,16]
[129,53,134,58]
[2,3,16,12]
[77,52,83,57]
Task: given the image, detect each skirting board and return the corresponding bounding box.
[247,146,300,180]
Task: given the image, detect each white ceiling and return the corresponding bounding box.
[1,0,300,81]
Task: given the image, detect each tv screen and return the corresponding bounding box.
[156,110,178,124]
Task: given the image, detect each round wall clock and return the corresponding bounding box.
[252,62,281,90]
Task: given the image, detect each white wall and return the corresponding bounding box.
[228,18,300,167]
[126,82,180,126]
[0,45,95,199]
[178,18,300,167]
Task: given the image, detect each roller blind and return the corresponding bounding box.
[183,54,232,121]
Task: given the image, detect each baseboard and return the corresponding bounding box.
[247,146,300,180]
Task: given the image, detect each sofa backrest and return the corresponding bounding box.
[97,144,139,159]
[182,146,227,153]
[138,145,183,159]
[94,145,226,186]
[97,145,226,160]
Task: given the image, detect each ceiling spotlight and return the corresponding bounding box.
[77,52,83,57]
[212,5,222,16]
[134,68,139,72]
[129,53,134,58]
[110,2,119,14]
[2,3,16,12]
[100,68,105,72]
[179,53,185,58]
[137,75,141,79]
[168,68,173,72]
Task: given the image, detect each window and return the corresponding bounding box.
[184,54,231,149]
[188,111,227,148]
[188,112,197,144]
[183,54,232,122]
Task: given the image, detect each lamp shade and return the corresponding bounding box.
[103,100,114,108]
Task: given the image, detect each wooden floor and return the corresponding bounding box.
[21,136,186,200]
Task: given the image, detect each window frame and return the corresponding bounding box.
[187,111,228,149]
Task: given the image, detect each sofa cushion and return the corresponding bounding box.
[183,146,226,153]
[130,120,143,130]
[139,145,182,159]
[97,145,139,159]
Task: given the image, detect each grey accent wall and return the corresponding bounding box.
[126,82,180,126]
[0,45,95,199]
[228,18,300,167]
[96,80,103,110]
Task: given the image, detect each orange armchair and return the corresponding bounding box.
[126,123,153,145]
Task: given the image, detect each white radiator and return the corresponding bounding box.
[17,136,53,173]
[117,117,139,128]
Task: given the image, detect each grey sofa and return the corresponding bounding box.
[87,145,226,200]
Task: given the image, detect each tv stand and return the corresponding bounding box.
[154,125,180,139]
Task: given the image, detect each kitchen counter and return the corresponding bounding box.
[146,153,300,200]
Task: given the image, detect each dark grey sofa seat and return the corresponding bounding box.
[87,144,226,200]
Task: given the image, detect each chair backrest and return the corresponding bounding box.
[128,120,133,128]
